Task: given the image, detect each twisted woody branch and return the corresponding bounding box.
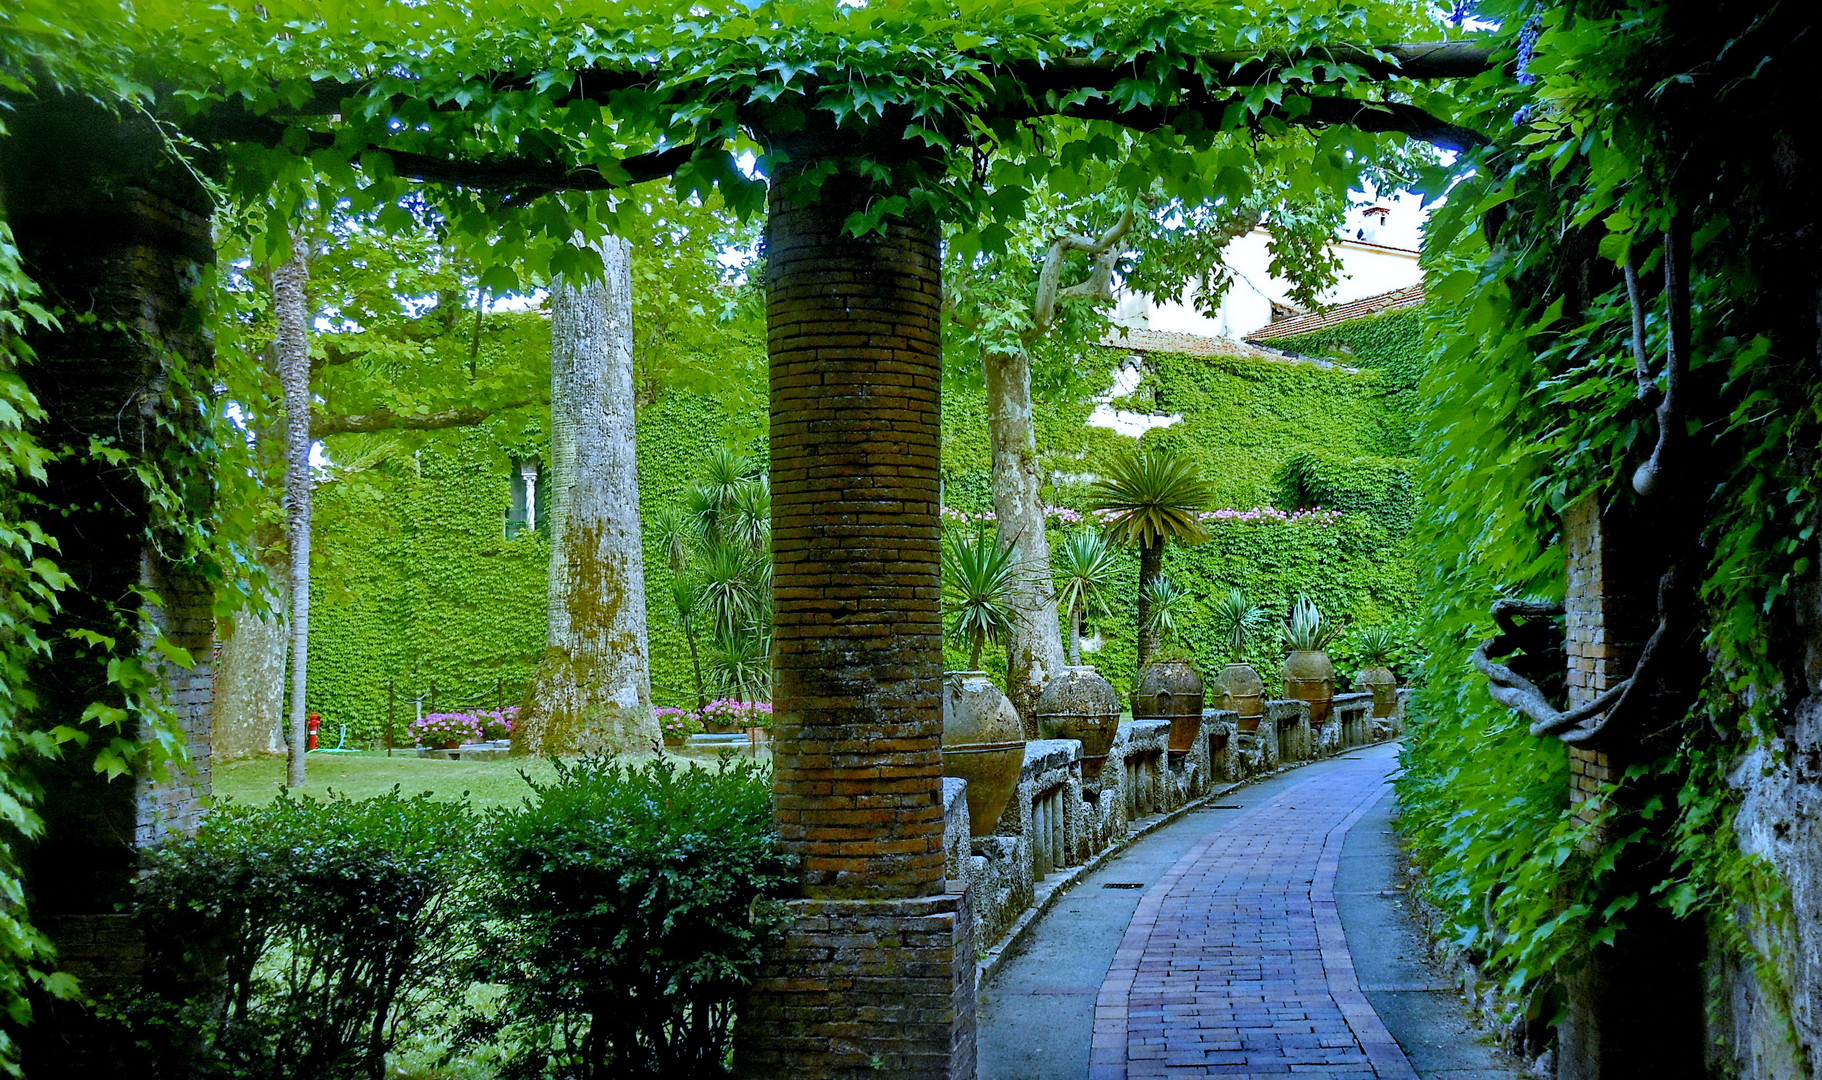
[1478,214,1700,748]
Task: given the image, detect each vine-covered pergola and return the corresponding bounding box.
[18,1,1815,1077]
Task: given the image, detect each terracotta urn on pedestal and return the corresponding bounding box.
[1133,658,1205,757]
[1036,665,1121,794]
[1213,662,1266,732]
[1356,664,1398,718]
[1281,649,1335,725]
[941,672,1027,837]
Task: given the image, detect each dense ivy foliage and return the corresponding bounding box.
[310,311,1422,730]
[1386,0,1821,1056]
[307,313,766,742]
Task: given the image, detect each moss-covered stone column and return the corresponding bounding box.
[733,165,975,1078]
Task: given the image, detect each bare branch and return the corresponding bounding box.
[1026,204,1136,344]
[310,397,545,439]
[1472,638,1631,737]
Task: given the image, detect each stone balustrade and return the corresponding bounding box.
[943,690,1410,962]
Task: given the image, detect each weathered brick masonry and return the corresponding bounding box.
[1555,494,1703,1080]
[734,168,974,1078]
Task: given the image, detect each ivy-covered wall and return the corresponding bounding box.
[308,312,766,743]
[309,306,1431,740]
[940,305,1430,696]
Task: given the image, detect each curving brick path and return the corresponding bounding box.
[1090,749,1417,1079]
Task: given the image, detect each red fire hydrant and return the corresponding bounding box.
[307,712,320,750]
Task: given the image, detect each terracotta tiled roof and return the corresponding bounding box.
[1243,283,1425,342]
[1095,327,1291,361]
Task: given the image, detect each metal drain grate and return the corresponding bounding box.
[1102,882,1146,889]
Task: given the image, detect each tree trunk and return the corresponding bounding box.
[983,348,1067,733]
[1135,539,1163,672]
[274,232,312,788]
[514,236,655,755]
[1069,602,1083,666]
[211,571,287,760]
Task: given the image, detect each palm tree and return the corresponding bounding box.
[941,530,1020,670]
[1087,445,1216,669]
[1053,529,1120,665]
[652,506,708,708]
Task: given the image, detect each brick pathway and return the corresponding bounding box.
[1090,749,1417,1079]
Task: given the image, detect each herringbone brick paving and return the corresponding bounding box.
[1091,750,1417,1079]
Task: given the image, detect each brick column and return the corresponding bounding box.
[3,96,217,1073]
[1555,494,1703,1080]
[733,166,975,1078]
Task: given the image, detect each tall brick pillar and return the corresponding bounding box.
[3,95,217,1072]
[732,166,975,1079]
[1555,494,1703,1080]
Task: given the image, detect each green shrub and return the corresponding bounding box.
[130,789,481,1079]
[476,755,791,1079]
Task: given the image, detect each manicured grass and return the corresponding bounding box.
[211,745,759,808]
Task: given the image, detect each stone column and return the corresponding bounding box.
[2,95,217,1073]
[1556,494,1703,1080]
[732,166,975,1078]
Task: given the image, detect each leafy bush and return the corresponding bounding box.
[476,755,791,1079]
[130,789,481,1079]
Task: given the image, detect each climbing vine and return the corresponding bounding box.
[1392,0,1820,1063]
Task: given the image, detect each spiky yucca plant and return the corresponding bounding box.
[1355,626,1395,666]
[941,531,1020,670]
[1209,587,1266,664]
[1140,577,1194,659]
[1285,594,1341,653]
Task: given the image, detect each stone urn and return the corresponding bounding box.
[1355,664,1397,719]
[1213,662,1266,732]
[1133,659,1205,757]
[941,672,1027,838]
[1036,665,1121,791]
[1281,649,1335,725]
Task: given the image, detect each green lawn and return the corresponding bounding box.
[212,745,760,808]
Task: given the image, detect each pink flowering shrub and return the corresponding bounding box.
[477,707,517,741]
[653,706,703,741]
[700,699,773,730]
[941,504,1341,528]
[411,712,482,746]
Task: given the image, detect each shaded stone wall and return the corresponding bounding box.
[1555,495,1703,1080]
[1713,561,1822,1078]
[2,97,217,1067]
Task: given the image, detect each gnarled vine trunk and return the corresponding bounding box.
[984,348,1066,733]
[514,237,654,755]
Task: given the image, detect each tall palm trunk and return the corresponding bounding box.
[273,232,312,787]
[984,347,1066,728]
[514,237,655,754]
[1135,538,1163,672]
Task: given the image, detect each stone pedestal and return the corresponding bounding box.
[735,893,976,1079]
